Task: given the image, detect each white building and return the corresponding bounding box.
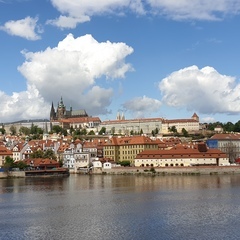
[99,113,199,135]
[135,143,229,167]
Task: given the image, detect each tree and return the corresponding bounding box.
[169,126,177,134]
[30,149,57,160]
[19,126,31,135]
[16,161,28,170]
[52,125,62,134]
[3,156,15,174]
[88,130,95,135]
[182,128,189,137]
[98,127,106,135]
[43,149,57,160]
[10,125,16,135]
[0,127,5,134]
[223,122,234,132]
[118,161,131,167]
[234,120,240,132]
[30,150,44,158]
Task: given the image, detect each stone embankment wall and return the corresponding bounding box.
[0,171,25,178]
[94,166,240,175]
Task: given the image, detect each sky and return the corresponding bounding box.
[1,0,240,124]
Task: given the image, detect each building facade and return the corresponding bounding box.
[99,113,199,135]
[206,133,240,163]
[50,97,88,121]
[135,143,229,167]
[103,136,161,165]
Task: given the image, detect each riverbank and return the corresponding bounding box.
[93,165,240,175]
[1,166,240,178]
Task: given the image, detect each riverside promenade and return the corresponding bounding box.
[1,166,240,178]
[94,165,240,176]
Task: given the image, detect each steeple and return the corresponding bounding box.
[50,102,56,120]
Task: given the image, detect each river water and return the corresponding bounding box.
[1,174,240,240]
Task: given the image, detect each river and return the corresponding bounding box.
[1,174,240,240]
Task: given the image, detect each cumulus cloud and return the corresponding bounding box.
[147,0,240,21]
[13,33,133,119]
[48,0,144,28]
[0,85,49,122]
[122,95,162,118]
[47,0,240,29]
[159,65,240,115]
[0,16,42,40]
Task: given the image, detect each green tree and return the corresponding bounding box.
[98,127,106,135]
[43,149,57,160]
[0,127,5,134]
[169,126,177,134]
[88,130,95,135]
[52,125,63,134]
[30,150,44,158]
[182,128,189,137]
[19,126,31,135]
[223,122,234,132]
[234,120,240,132]
[3,156,15,174]
[118,161,131,167]
[30,149,57,160]
[16,161,28,170]
[10,125,16,135]
[80,128,87,135]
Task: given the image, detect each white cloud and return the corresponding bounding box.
[15,33,133,118]
[0,85,49,123]
[201,117,216,123]
[47,0,240,29]
[0,16,42,40]
[147,0,240,21]
[48,0,145,28]
[46,15,90,29]
[159,65,240,115]
[122,95,162,118]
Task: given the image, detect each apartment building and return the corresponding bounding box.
[207,133,240,163]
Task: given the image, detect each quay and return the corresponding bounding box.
[25,168,70,177]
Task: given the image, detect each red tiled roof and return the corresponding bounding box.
[0,146,12,156]
[136,144,227,159]
[210,133,240,140]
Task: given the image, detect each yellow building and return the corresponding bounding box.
[103,136,163,165]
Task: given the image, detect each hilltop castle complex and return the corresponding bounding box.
[1,97,200,136]
[50,97,88,121]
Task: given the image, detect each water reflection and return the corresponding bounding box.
[1,175,240,240]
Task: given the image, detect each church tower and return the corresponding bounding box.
[56,96,66,119]
[50,102,56,120]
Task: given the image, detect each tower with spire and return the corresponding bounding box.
[50,96,88,121]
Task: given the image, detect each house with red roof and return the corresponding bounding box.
[135,142,229,167]
[0,146,13,167]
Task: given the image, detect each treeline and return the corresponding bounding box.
[206,120,240,132]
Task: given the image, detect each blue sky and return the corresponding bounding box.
[1,0,240,124]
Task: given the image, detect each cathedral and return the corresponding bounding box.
[50,97,88,121]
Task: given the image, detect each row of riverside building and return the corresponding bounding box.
[0,97,239,172]
[0,133,233,173]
